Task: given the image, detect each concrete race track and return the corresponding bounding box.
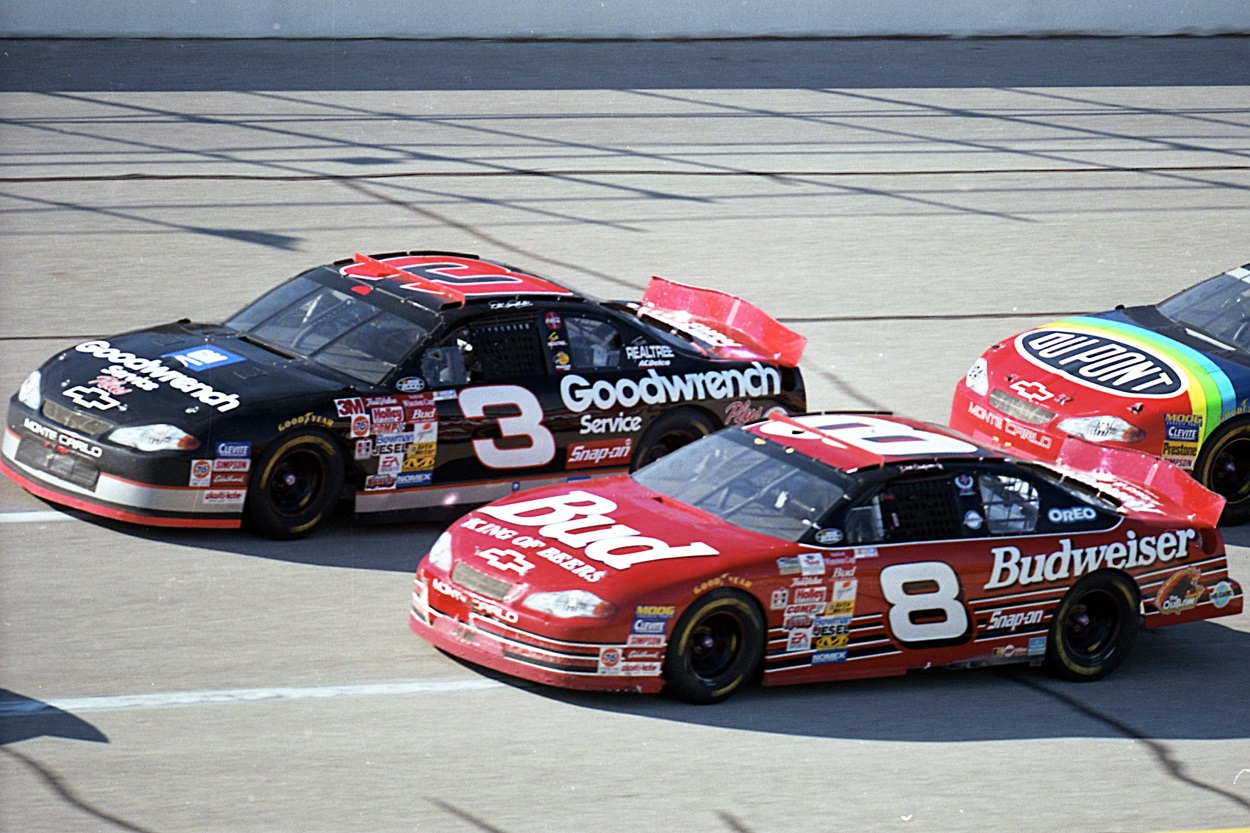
[1,37,1248,833]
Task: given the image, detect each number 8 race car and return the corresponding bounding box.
[2,251,806,538]
[410,412,1242,703]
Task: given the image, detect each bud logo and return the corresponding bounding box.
[1016,328,1185,398]
[477,548,534,576]
[479,490,718,570]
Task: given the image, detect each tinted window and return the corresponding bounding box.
[226,276,427,384]
[1157,272,1250,349]
[566,317,622,370]
[634,432,849,542]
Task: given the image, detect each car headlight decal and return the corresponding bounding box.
[1057,415,1146,444]
[18,370,41,409]
[107,424,201,452]
[523,589,617,619]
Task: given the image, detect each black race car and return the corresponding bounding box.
[2,251,806,538]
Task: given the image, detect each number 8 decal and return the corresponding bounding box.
[879,561,970,645]
[459,385,555,469]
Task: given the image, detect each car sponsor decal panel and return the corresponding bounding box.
[1023,317,1236,445]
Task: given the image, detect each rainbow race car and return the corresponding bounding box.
[410,412,1241,703]
[2,251,805,538]
[951,263,1250,522]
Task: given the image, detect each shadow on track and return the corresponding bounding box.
[2,37,1248,93]
[508,620,1249,743]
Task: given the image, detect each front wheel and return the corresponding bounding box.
[244,430,344,540]
[631,409,716,471]
[1193,419,1250,525]
[663,590,764,704]
[1044,572,1139,681]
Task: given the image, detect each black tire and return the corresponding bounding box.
[663,590,765,704]
[1193,418,1250,525]
[631,409,716,471]
[1044,572,1139,682]
[244,430,344,540]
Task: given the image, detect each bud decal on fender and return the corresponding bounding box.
[478,490,718,570]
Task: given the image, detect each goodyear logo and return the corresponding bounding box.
[1017,328,1185,398]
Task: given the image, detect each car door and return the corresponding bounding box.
[415,311,560,493]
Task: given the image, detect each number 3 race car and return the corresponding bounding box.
[410,412,1242,703]
[951,262,1250,523]
[1,251,805,538]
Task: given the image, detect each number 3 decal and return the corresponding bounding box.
[459,385,555,469]
[879,561,970,645]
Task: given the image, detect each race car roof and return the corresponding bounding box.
[332,251,581,310]
[747,412,1000,472]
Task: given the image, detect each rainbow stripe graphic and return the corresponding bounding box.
[1048,315,1238,443]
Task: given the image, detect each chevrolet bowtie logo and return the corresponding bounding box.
[63,385,123,411]
[478,548,535,576]
[1010,380,1054,403]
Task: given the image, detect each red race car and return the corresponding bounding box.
[410,413,1242,702]
[950,263,1250,523]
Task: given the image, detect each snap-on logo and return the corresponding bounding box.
[1016,328,1185,398]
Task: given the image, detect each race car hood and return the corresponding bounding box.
[981,310,1250,443]
[33,322,354,427]
[448,474,798,592]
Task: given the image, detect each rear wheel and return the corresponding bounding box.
[1044,572,1139,681]
[244,430,344,540]
[1193,419,1250,525]
[631,409,716,471]
[663,590,764,704]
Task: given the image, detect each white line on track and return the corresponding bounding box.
[0,679,508,716]
[0,510,76,524]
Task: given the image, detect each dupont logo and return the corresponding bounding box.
[1017,328,1185,398]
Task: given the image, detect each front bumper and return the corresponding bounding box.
[950,385,1064,461]
[2,405,242,529]
[409,570,665,695]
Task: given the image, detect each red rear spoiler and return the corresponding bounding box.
[1051,436,1225,528]
[640,276,806,367]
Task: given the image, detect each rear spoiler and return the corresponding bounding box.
[640,276,806,367]
[1050,436,1225,528]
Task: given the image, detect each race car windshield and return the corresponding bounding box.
[226,277,429,384]
[1156,272,1250,351]
[633,431,851,541]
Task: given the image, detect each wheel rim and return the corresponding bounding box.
[268,449,325,517]
[1061,590,1120,661]
[643,431,694,466]
[1209,437,1250,503]
[687,611,743,680]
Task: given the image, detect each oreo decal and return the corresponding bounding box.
[1016,327,1186,398]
